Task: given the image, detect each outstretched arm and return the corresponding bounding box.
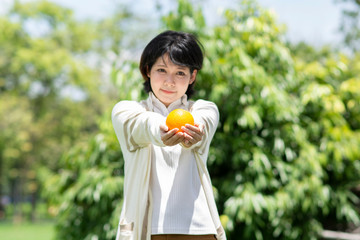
[180,100,219,152]
[112,101,166,151]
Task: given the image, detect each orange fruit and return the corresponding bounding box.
[166,109,194,133]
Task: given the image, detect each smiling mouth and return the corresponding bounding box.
[161,89,175,94]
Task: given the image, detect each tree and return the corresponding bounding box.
[40,121,125,240]
[0,0,129,221]
[163,0,360,239]
[39,46,145,240]
[335,0,360,51]
[0,93,34,220]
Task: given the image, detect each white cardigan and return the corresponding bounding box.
[112,93,226,240]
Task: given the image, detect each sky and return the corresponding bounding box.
[257,0,343,47]
[1,0,344,47]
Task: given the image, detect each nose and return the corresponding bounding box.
[164,75,175,86]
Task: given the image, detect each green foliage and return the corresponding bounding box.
[162,0,360,239]
[1,1,99,96]
[0,0,102,176]
[4,202,52,221]
[162,0,206,34]
[0,0,131,225]
[40,130,124,240]
[294,46,360,229]
[38,51,143,239]
[336,0,360,51]
[0,93,36,206]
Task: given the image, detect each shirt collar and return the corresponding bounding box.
[147,92,189,116]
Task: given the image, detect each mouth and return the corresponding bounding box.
[160,89,176,94]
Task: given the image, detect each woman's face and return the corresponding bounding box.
[148,53,197,107]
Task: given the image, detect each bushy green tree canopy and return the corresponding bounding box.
[0,0,132,221]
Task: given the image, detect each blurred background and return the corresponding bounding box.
[1,0,360,239]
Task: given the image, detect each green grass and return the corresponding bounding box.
[0,221,55,240]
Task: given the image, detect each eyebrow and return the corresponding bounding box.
[177,66,187,70]
[155,63,187,70]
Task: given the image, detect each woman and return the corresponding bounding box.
[112,30,226,240]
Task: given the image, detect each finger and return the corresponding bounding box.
[182,140,192,147]
[199,124,205,134]
[166,132,185,146]
[181,126,193,135]
[194,123,205,135]
[182,132,197,146]
[163,129,184,146]
[161,128,178,142]
[160,124,169,132]
[185,124,204,136]
[182,126,202,142]
[172,132,185,144]
[184,124,198,131]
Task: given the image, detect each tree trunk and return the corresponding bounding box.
[30,189,37,222]
[0,156,4,220]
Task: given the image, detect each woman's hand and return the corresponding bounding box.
[181,123,204,148]
[160,125,185,146]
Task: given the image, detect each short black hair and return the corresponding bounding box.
[139,30,204,98]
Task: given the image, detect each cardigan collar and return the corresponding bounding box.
[146,92,189,116]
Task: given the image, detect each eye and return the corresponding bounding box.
[177,71,186,76]
[157,68,166,73]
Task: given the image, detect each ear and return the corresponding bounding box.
[190,69,197,84]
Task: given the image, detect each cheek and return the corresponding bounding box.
[150,76,162,89]
[179,79,192,88]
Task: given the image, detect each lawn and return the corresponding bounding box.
[0,221,55,240]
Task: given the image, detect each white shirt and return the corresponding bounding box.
[111,93,226,240]
[148,93,216,235]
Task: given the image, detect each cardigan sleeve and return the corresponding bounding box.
[185,100,219,154]
[112,100,166,152]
